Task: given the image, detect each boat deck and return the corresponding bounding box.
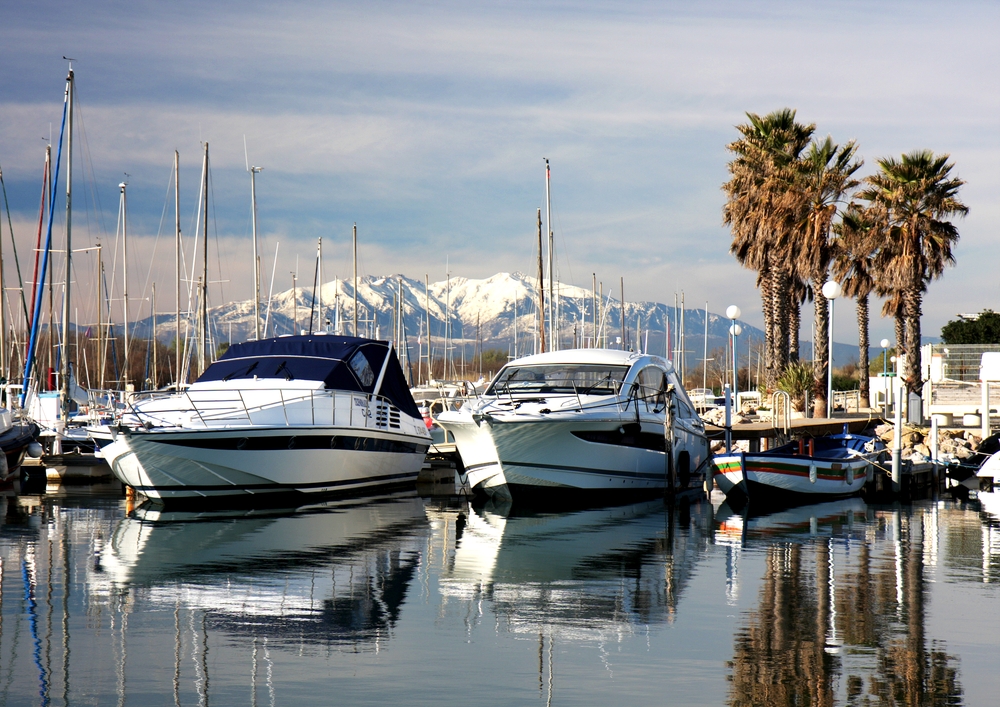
[706,414,879,445]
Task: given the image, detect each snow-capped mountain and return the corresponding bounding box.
[130,271,858,368]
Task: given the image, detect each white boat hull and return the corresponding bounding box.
[442,415,708,498]
[102,427,429,502]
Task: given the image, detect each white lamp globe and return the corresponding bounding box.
[730,323,743,336]
[726,305,741,320]
[822,281,842,300]
[880,338,890,349]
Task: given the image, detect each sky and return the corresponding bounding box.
[0,0,997,344]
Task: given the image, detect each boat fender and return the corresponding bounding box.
[809,464,817,484]
[26,442,44,458]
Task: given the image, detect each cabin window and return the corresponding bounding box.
[487,364,628,396]
[349,351,375,387]
[635,367,667,412]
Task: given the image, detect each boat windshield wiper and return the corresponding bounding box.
[581,374,613,395]
[275,361,293,381]
[224,361,258,382]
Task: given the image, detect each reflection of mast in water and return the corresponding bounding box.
[538,632,553,707]
[725,545,740,606]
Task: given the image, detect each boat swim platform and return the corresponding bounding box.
[706,414,880,443]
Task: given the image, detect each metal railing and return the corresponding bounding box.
[121,388,405,432]
[926,344,1000,383]
[832,390,861,412]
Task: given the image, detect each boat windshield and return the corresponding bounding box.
[487,364,629,396]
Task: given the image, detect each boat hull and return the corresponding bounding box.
[441,415,708,500]
[102,427,429,504]
[0,422,39,481]
[713,450,871,504]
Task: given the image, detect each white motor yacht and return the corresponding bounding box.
[436,349,709,500]
[96,335,431,505]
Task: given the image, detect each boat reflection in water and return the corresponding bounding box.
[437,498,713,637]
[92,492,429,648]
[718,499,964,706]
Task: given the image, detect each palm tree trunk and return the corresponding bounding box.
[812,272,830,418]
[788,297,800,363]
[761,265,777,389]
[894,314,904,358]
[904,286,923,395]
[857,294,870,402]
[773,267,790,379]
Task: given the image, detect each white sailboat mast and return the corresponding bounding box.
[250,162,262,340]
[201,142,209,373]
[174,150,181,382]
[351,224,358,336]
[544,159,555,351]
[59,65,74,418]
[120,181,129,390]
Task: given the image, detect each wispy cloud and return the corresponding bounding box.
[1,0,996,341]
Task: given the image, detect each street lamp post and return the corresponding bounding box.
[726,305,741,409]
[880,338,890,418]
[726,304,742,452]
[821,281,842,419]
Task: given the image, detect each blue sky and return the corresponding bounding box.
[0,0,997,342]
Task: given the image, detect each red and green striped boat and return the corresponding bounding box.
[712,433,883,504]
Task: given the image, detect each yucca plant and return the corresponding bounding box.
[777,360,815,412]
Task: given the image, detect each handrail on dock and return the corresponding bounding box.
[771,391,791,435]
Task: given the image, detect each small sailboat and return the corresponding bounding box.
[712,429,884,505]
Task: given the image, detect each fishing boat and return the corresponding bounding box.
[712,430,883,505]
[96,335,431,505]
[435,348,710,501]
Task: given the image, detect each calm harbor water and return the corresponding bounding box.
[1,482,998,706]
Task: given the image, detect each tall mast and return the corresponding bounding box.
[513,284,518,359]
[599,281,603,347]
[351,223,358,336]
[445,267,451,377]
[620,276,625,350]
[537,208,546,353]
[96,243,102,389]
[250,163,262,339]
[120,181,129,390]
[424,274,430,384]
[592,273,597,349]
[702,301,709,395]
[544,159,554,351]
[174,150,181,382]
[680,291,685,382]
[59,66,74,420]
[318,236,323,331]
[151,283,157,388]
[201,142,209,373]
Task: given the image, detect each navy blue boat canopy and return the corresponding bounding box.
[196,335,421,418]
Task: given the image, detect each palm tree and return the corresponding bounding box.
[832,203,880,404]
[858,150,968,395]
[723,109,813,388]
[795,137,862,417]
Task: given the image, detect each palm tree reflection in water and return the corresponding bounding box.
[728,511,962,706]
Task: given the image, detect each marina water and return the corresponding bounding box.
[1,484,997,705]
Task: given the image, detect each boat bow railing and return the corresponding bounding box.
[119,388,408,433]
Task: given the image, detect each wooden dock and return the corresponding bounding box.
[706,414,881,451]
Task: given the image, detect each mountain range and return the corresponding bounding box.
[126,271,862,371]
